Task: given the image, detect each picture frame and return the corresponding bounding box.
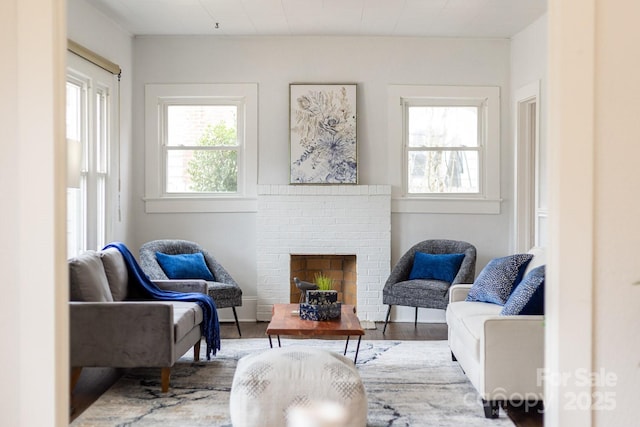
[289,83,357,184]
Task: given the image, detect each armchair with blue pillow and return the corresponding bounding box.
[382,239,477,333]
[139,239,243,336]
[446,247,546,418]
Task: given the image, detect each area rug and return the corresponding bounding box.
[71,339,513,427]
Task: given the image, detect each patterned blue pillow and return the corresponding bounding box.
[501,265,545,315]
[408,252,466,283]
[155,252,215,281]
[465,254,533,305]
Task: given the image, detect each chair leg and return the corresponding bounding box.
[161,367,171,393]
[70,367,83,395]
[232,306,242,337]
[414,307,418,327]
[382,305,392,334]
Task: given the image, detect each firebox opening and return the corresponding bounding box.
[290,254,357,306]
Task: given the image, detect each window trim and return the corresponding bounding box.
[388,85,502,214]
[144,83,258,213]
[67,52,118,255]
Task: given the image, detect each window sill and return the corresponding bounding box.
[144,197,257,213]
[392,197,502,214]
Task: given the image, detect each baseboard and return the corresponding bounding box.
[388,306,446,323]
[218,299,446,324]
[217,297,258,322]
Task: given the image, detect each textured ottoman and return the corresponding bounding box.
[230,346,367,427]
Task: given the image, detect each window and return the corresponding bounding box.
[145,84,258,213]
[66,53,118,258]
[388,85,501,214]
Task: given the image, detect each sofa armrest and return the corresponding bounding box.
[481,315,545,400]
[449,284,473,303]
[152,279,208,294]
[70,301,176,367]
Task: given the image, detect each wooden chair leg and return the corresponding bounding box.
[70,367,83,394]
[161,367,171,393]
[193,339,201,362]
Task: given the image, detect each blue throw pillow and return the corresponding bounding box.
[465,253,533,305]
[408,252,466,283]
[155,252,215,281]
[501,265,545,315]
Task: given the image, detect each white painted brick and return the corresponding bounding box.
[257,185,390,315]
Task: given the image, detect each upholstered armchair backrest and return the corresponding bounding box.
[139,239,238,286]
[386,239,477,287]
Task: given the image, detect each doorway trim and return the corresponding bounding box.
[514,80,541,252]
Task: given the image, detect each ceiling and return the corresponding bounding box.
[86,0,546,38]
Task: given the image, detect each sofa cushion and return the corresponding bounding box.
[171,301,204,342]
[69,251,113,302]
[465,254,533,305]
[156,252,215,281]
[523,247,546,276]
[409,252,465,283]
[100,247,129,301]
[446,301,502,361]
[501,265,545,315]
[383,279,451,310]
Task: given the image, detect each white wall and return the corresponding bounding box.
[511,14,549,249]
[67,0,134,245]
[1,0,67,425]
[132,36,512,321]
[547,0,640,425]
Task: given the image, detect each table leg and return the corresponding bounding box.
[277,335,281,347]
[354,336,362,364]
[268,335,273,348]
[344,336,350,355]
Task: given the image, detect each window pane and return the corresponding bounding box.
[96,91,108,173]
[408,150,479,194]
[408,106,478,148]
[66,82,82,140]
[167,149,238,193]
[167,105,237,146]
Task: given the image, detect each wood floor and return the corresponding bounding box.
[70,321,543,426]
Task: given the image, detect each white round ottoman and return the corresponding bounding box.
[229,346,367,427]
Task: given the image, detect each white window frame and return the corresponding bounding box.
[388,85,502,214]
[67,53,118,256]
[144,83,258,213]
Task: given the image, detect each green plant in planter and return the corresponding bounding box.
[314,272,334,291]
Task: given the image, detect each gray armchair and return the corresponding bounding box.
[139,239,243,336]
[382,239,476,333]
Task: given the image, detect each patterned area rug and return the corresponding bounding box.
[71,339,514,427]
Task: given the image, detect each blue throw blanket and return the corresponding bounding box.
[104,242,221,359]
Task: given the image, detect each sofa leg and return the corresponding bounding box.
[451,351,457,362]
[232,307,242,337]
[482,399,500,419]
[382,305,392,334]
[414,307,418,327]
[161,367,171,393]
[194,339,201,362]
[70,367,83,394]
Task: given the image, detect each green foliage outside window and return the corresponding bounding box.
[187,122,238,192]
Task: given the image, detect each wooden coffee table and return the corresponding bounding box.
[266,303,365,362]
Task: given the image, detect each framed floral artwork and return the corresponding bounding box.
[290,84,357,184]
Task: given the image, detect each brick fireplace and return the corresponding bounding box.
[256,185,391,321]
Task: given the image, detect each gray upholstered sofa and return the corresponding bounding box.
[446,247,546,418]
[69,247,205,392]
